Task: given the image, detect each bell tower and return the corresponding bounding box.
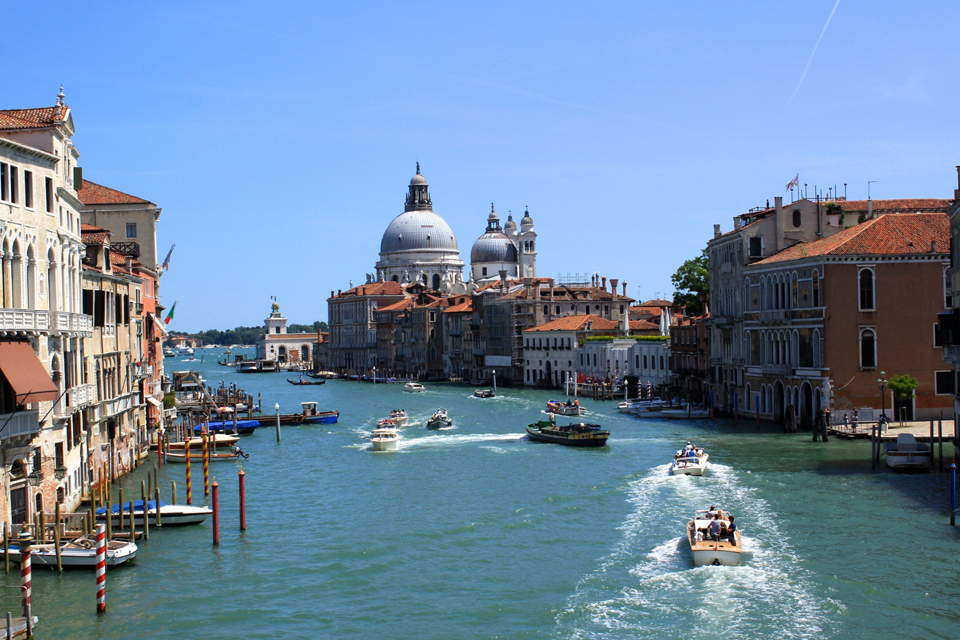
[518,207,537,278]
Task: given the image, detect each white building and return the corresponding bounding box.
[469,205,538,284]
[256,301,316,365]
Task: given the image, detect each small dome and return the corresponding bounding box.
[520,208,534,232]
[471,230,517,264]
[410,173,427,186]
[271,302,280,311]
[504,214,517,235]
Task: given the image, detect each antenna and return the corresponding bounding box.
[844,183,847,199]
[868,180,877,199]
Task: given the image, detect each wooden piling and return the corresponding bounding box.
[3,522,8,575]
[938,419,944,472]
[172,481,177,506]
[871,426,877,470]
[54,502,62,572]
[105,491,113,542]
[118,488,125,531]
[38,511,45,544]
[141,480,149,540]
[155,485,162,528]
[129,492,136,541]
[211,478,219,546]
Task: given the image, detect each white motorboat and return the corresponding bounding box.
[389,410,409,426]
[618,398,647,413]
[546,400,585,416]
[884,433,932,470]
[7,537,138,568]
[96,500,213,526]
[672,447,709,475]
[687,509,741,566]
[404,382,426,392]
[165,434,240,450]
[632,400,673,415]
[661,408,710,419]
[371,426,399,451]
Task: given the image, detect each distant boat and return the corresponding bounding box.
[525,418,609,447]
[389,409,409,426]
[287,377,326,386]
[661,408,710,420]
[165,450,245,463]
[404,382,426,393]
[190,420,260,435]
[672,446,709,476]
[547,400,585,416]
[427,410,452,429]
[300,402,339,424]
[371,426,400,452]
[474,389,495,398]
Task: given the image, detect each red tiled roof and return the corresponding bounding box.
[0,105,68,130]
[77,180,152,205]
[630,320,660,331]
[378,299,413,313]
[525,314,620,332]
[109,250,142,269]
[443,300,473,313]
[81,225,111,245]
[754,213,949,264]
[637,299,672,307]
[331,281,405,299]
[824,198,951,213]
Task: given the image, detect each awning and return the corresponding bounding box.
[150,313,168,337]
[0,340,60,403]
[145,395,163,409]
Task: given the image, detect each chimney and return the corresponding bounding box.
[932,240,937,253]
[331,290,334,298]
[956,165,960,200]
[610,278,619,297]
[125,257,133,270]
[601,276,607,291]
[523,277,533,299]
[733,217,741,231]
[713,224,721,239]
[774,196,784,252]
[499,270,508,293]
[622,281,627,296]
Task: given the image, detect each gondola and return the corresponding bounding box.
[287,378,326,386]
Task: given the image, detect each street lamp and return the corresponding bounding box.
[492,369,497,393]
[877,371,887,429]
[372,366,376,385]
[274,402,281,443]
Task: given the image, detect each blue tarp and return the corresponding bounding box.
[95,500,167,516]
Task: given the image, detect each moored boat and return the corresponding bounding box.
[687,509,742,566]
[7,538,138,568]
[547,400,585,416]
[165,450,244,463]
[474,389,495,398]
[404,382,426,392]
[96,500,212,526]
[371,426,399,451]
[300,402,339,424]
[165,434,240,450]
[525,418,609,447]
[884,433,932,470]
[661,407,710,420]
[191,420,260,435]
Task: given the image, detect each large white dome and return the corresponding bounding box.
[380,209,459,254]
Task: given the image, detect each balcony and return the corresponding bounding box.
[761,364,791,376]
[111,241,141,258]
[57,383,96,417]
[0,308,49,335]
[101,391,140,418]
[0,408,40,440]
[52,311,94,337]
[760,310,789,323]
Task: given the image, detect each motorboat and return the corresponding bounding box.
[618,398,647,413]
[884,433,932,470]
[96,500,213,526]
[404,382,426,392]
[165,449,245,463]
[191,420,260,435]
[371,426,400,452]
[389,409,409,426]
[165,434,240,450]
[376,418,398,429]
[237,361,259,373]
[547,400,585,416]
[687,509,742,566]
[300,402,339,424]
[672,446,709,475]
[7,537,138,568]
[474,389,495,398]
[661,408,710,420]
[427,410,452,429]
[525,418,609,447]
[632,400,673,415]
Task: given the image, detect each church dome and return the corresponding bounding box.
[380,210,459,254]
[471,230,517,264]
[504,214,517,236]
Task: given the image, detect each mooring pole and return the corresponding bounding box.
[238,467,246,531]
[951,460,956,527]
[211,479,220,546]
[95,523,106,613]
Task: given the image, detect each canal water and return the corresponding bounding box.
[9,348,959,639]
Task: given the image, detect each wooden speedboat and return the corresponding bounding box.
[371,426,399,451]
[389,410,409,426]
[404,382,426,392]
[884,433,932,470]
[631,400,673,415]
[688,509,741,566]
[525,419,609,447]
[7,538,138,568]
[96,500,212,526]
[427,411,452,429]
[618,398,646,413]
[474,389,495,398]
[672,447,709,475]
[287,377,326,386]
[547,400,585,416]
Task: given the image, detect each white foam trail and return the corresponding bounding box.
[556,462,833,638]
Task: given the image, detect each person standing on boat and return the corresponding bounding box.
[709,515,722,541]
[725,516,737,543]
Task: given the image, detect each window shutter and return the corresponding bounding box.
[73,166,83,190]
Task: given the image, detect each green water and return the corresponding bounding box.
[8,349,959,639]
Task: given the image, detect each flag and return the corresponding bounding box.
[164,300,178,325]
[785,175,799,192]
[161,244,176,272]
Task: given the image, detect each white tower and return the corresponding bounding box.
[518,207,537,278]
[265,301,288,335]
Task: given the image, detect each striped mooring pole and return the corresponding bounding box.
[185,438,192,505]
[18,532,32,637]
[95,524,106,613]
[211,479,220,546]
[202,428,210,497]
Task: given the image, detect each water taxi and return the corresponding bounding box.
[371,426,400,451]
[525,418,609,447]
[672,445,709,475]
[404,382,426,392]
[687,509,741,566]
[7,538,138,568]
[884,433,932,470]
[546,400,585,416]
[427,409,452,429]
[661,407,710,419]
[389,409,409,426]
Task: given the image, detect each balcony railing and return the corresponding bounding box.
[0,408,40,440]
[52,311,94,336]
[101,391,140,418]
[0,309,49,334]
[761,364,791,376]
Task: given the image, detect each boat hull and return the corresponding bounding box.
[97,505,213,526]
[524,425,609,447]
[661,409,710,419]
[372,438,399,451]
[672,454,709,476]
[691,547,742,567]
[165,452,241,463]
[302,412,339,424]
[427,418,452,429]
[688,519,741,566]
[8,540,137,568]
[885,451,932,470]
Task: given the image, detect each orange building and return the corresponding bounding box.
[741,213,952,425]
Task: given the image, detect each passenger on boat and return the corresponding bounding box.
[695,529,704,542]
[709,515,722,541]
[726,516,737,543]
[684,441,694,452]
[707,505,718,518]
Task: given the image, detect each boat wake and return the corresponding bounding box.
[397,433,526,450]
[555,463,834,639]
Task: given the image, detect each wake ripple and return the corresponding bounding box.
[555,463,834,639]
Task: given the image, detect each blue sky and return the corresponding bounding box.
[4,1,958,331]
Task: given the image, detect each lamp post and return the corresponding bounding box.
[274,402,281,443]
[372,366,376,385]
[877,371,887,429]
[492,370,497,393]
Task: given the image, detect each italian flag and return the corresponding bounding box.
[165,300,178,325]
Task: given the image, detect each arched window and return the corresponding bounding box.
[56,487,65,503]
[812,270,820,307]
[791,272,799,309]
[660,355,665,369]
[432,274,441,290]
[392,275,399,282]
[859,268,875,310]
[556,305,560,315]
[859,328,876,368]
[813,329,822,368]
[761,384,767,413]
[793,209,801,228]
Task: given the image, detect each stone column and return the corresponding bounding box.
[1,252,11,308]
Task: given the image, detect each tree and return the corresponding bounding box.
[671,250,709,316]
[888,374,918,402]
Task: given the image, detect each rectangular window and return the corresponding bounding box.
[935,323,943,348]
[126,223,137,238]
[9,166,18,204]
[45,177,54,212]
[0,162,7,201]
[55,442,64,469]
[935,370,955,395]
[24,171,33,208]
[749,237,762,258]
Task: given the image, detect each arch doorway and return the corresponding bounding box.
[301,345,309,362]
[277,346,287,363]
[774,381,785,424]
[802,382,813,428]
[545,360,552,387]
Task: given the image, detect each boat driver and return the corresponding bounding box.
[709,515,722,541]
